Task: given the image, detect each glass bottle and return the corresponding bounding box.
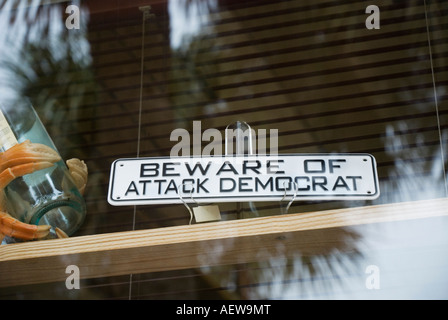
[0,99,86,239]
[225,121,259,218]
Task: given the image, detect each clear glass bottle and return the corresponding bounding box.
[0,99,86,239]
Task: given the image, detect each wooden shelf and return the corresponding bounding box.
[1,197,447,288]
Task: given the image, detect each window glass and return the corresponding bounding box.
[0,0,447,300]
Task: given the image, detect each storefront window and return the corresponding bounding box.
[0,0,447,300]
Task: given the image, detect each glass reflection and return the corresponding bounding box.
[169,0,218,52]
[0,0,447,300]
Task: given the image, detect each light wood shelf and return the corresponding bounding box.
[1,197,447,288]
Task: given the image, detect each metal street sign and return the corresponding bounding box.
[107,154,379,206]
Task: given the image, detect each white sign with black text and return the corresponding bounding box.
[107,154,379,206]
